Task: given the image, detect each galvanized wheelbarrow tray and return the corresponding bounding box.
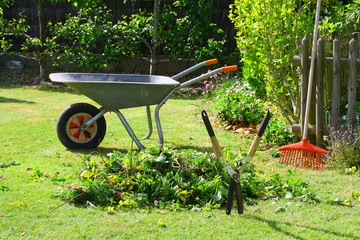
[50,59,238,150]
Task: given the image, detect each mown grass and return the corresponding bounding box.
[0,84,359,239]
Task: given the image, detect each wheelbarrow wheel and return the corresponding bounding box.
[57,103,106,149]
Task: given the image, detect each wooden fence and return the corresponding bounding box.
[292,33,360,147]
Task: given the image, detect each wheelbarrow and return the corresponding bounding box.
[50,59,238,150]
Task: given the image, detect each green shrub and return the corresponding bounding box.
[263,113,294,146]
[213,79,266,125]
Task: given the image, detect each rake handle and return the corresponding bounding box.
[303,0,322,139]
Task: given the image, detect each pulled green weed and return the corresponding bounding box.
[54,147,320,210]
[0,161,20,169]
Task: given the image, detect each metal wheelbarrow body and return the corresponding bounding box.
[50,59,237,150]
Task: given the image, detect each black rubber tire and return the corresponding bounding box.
[56,103,106,149]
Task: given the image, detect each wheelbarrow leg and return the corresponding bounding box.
[114,110,145,150]
[139,106,153,141]
[154,104,166,149]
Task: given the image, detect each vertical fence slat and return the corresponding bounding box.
[332,38,341,129]
[316,38,325,147]
[348,38,358,124]
[353,32,360,57]
[301,35,310,136]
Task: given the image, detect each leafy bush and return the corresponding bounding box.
[55,147,320,211]
[229,0,314,124]
[326,125,360,172]
[229,0,360,125]
[204,74,293,146]
[213,78,266,125]
[263,113,294,146]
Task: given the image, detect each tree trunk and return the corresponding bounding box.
[37,0,48,83]
[149,0,160,75]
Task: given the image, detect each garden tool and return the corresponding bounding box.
[278,0,328,170]
[225,168,243,215]
[201,110,239,182]
[225,110,270,215]
[239,110,271,171]
[201,110,242,214]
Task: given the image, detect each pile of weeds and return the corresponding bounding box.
[54,147,321,211]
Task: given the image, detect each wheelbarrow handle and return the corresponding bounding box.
[205,59,219,66]
[177,65,238,89]
[222,65,238,72]
[171,58,218,80]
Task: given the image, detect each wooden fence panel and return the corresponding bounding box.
[348,38,358,124]
[293,34,360,146]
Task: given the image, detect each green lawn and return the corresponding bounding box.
[0,85,359,239]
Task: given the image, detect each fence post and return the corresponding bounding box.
[348,38,358,125]
[332,38,341,129]
[316,38,325,147]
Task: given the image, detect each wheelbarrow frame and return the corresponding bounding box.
[51,59,237,150]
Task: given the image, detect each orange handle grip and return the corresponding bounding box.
[222,65,238,72]
[205,59,218,66]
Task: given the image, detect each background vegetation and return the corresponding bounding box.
[1,0,360,237]
[229,0,360,124]
[0,84,359,239]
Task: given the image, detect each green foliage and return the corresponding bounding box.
[127,0,226,61]
[204,73,293,146]
[55,147,319,210]
[160,0,226,60]
[0,161,20,169]
[326,125,360,172]
[325,198,354,206]
[0,0,13,9]
[0,12,30,52]
[212,78,266,125]
[1,0,226,74]
[27,167,49,181]
[263,110,294,146]
[319,0,360,39]
[229,0,314,124]
[229,0,360,124]
[352,192,360,202]
[241,169,321,203]
[53,6,140,72]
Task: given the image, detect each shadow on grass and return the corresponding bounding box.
[37,82,81,94]
[0,96,35,104]
[246,215,359,240]
[66,147,128,156]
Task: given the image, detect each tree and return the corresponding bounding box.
[1,0,60,83]
[53,5,141,72]
[1,0,227,78]
[0,0,103,82]
[125,0,226,74]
